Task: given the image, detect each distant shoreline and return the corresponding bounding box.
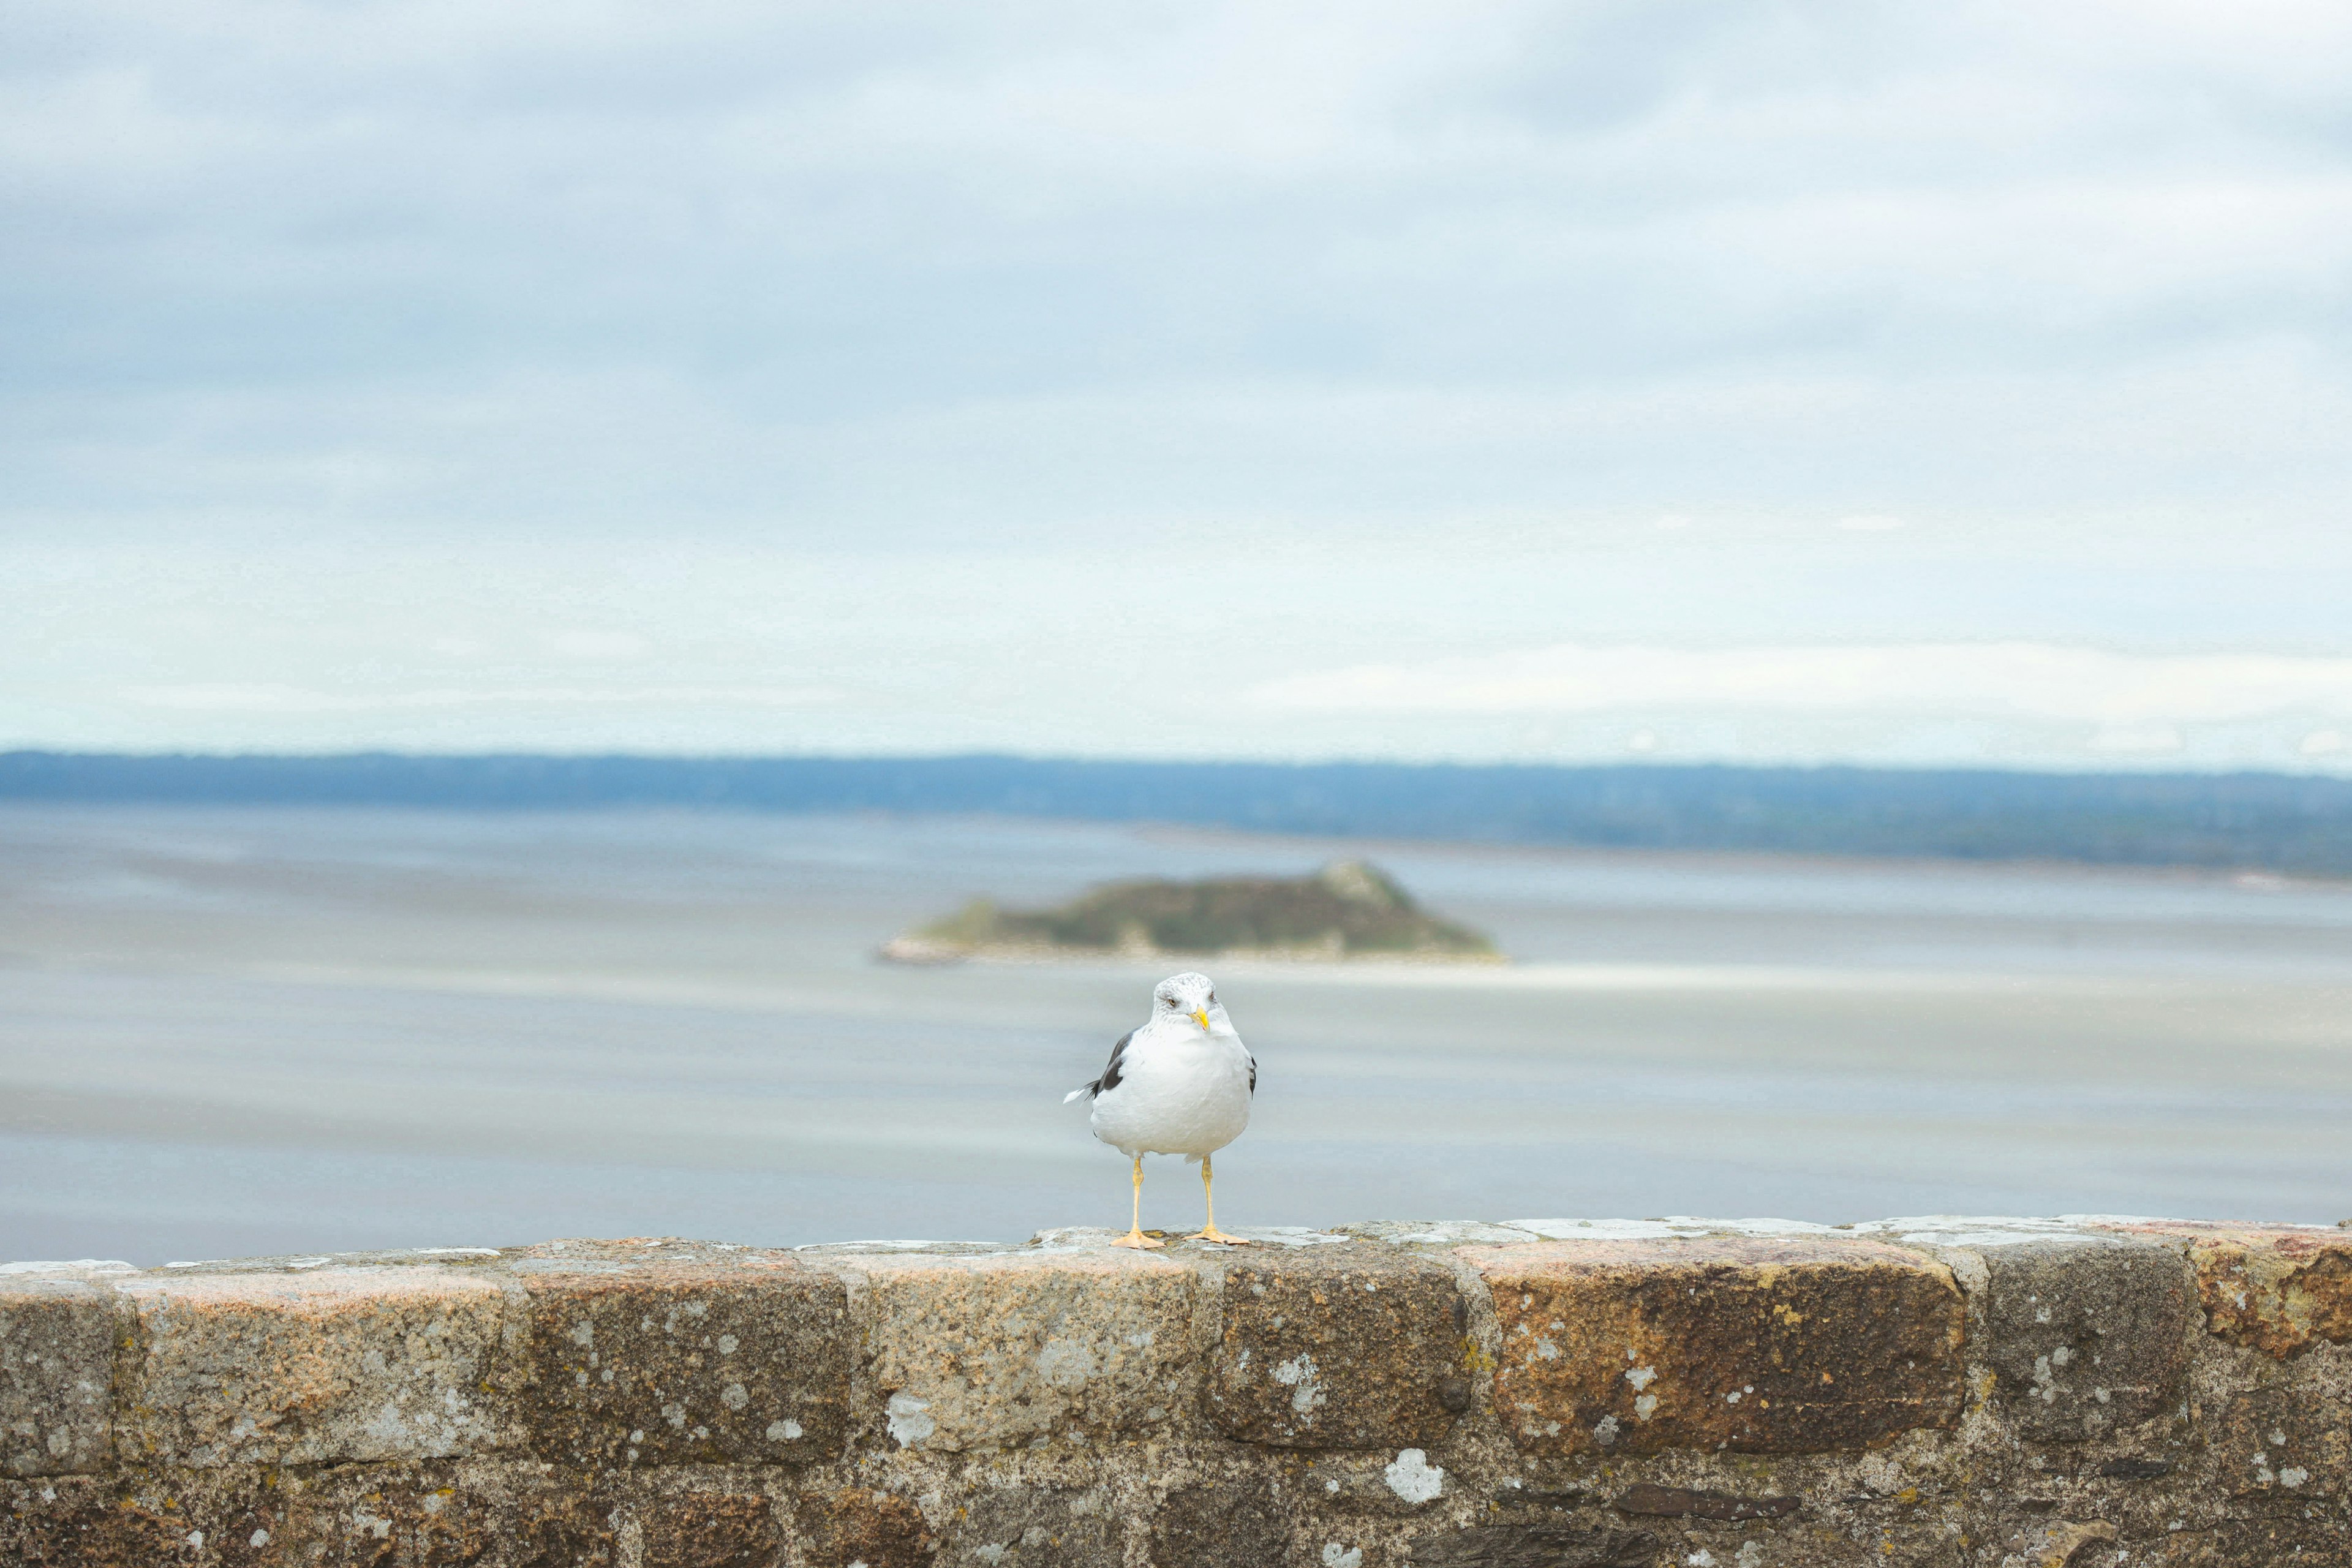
[6,749,2352,877]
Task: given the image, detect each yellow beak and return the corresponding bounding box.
[1192,1008,1211,1030]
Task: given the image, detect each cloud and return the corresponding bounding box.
[2,3,2351,763]
[122,684,837,712]
[1246,643,2352,729]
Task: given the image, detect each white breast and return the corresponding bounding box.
[1090,1023,1253,1158]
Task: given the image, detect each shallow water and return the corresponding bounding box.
[2,804,2347,1264]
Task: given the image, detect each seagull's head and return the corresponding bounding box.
[1152,971,1227,1033]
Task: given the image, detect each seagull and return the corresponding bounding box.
[1065,971,1256,1248]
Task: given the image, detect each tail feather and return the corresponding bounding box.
[1063,1082,1096,1104]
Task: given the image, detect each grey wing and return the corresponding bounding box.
[1068,1030,1132,1102]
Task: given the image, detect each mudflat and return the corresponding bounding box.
[2,804,2347,1263]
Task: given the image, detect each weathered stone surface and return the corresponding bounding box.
[2093,1221,2352,1357]
[2214,1379,2350,1499]
[639,1489,780,1568]
[509,1243,848,1468]
[1971,1234,2198,1439]
[0,1276,117,1476]
[1462,1235,1965,1456]
[850,1248,1196,1450]
[1611,1483,1798,1520]
[0,1483,201,1567]
[802,1485,935,1568]
[1999,1518,2118,1567]
[1148,1479,1284,1568]
[116,1267,505,1466]
[1205,1242,1467,1449]
[948,1485,1119,1568]
[277,1470,499,1566]
[1409,1525,1657,1567]
[16,1218,2352,1566]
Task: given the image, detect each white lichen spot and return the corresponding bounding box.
[721,1382,750,1411]
[1534,1338,1560,1361]
[186,1532,204,1550]
[2050,1344,2072,1367]
[766,1419,804,1441]
[1735,1544,1765,1568]
[886,1392,936,1447]
[1686,1551,1716,1567]
[1625,1365,1657,1391]
[1593,1415,1621,1447]
[1725,1390,1742,1404]
[662,1401,687,1431]
[973,1547,1006,1566]
[629,1430,644,1443]
[2280,1466,2310,1489]
[251,1530,270,1549]
[1126,1329,1155,1348]
[1273,1355,1327,1416]
[1323,1545,1363,1568]
[717,1334,739,1355]
[1634,1393,1659,1422]
[569,1322,594,1348]
[1325,1480,1341,1494]
[1037,1338,1101,1392]
[1384,1448,1445,1504]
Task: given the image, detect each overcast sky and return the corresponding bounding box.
[4,1,2351,768]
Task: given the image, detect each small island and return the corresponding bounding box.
[880,859,1501,965]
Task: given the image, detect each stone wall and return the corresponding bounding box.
[4,1215,2348,1567]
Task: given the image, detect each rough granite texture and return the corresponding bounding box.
[1463,1235,1967,1457]
[3,1216,2349,1566]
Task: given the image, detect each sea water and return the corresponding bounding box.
[2,804,2347,1262]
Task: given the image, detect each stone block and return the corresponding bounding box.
[1147,1479,1285,1568]
[1970,1235,2198,1439]
[0,1277,117,1476]
[2091,1221,2352,1357]
[639,1489,781,1568]
[801,1486,935,1568]
[0,1482,199,1567]
[510,1246,849,1467]
[270,1468,498,1567]
[948,1485,1119,1568]
[850,1248,1196,1451]
[1460,1235,1964,1456]
[116,1267,505,1466]
[1205,1242,1468,1449]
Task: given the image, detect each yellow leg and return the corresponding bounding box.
[1110,1155,1165,1248]
[1185,1154,1250,1245]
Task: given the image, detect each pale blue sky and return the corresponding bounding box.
[4,2,2350,767]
